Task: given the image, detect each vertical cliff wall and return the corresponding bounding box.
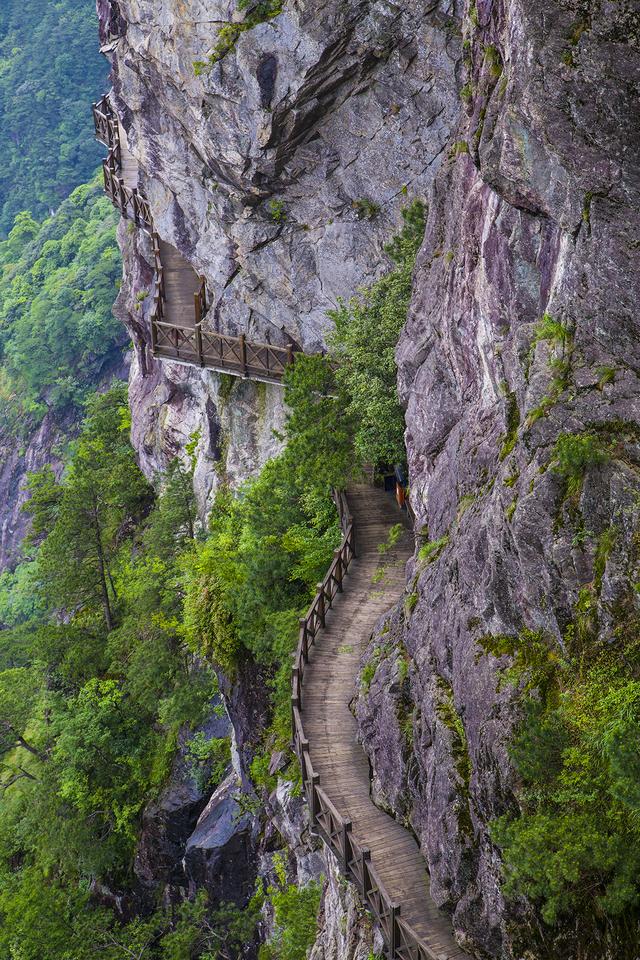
[358,0,640,957]
[101,0,460,508]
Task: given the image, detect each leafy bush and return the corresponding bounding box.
[551,431,609,498]
[328,200,426,471]
[260,855,321,960]
[482,620,640,929]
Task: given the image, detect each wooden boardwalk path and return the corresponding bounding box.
[93,95,294,383]
[296,486,467,960]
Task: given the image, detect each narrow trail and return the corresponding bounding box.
[302,485,467,960]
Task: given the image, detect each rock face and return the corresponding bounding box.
[357,0,640,957]
[99,0,640,957]
[101,0,460,505]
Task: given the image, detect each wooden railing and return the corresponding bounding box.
[93,93,296,384]
[291,492,441,960]
[93,96,153,232]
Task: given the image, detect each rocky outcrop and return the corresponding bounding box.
[357,0,640,956]
[102,0,460,507]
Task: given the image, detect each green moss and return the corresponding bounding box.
[504,467,520,488]
[594,525,617,593]
[457,493,477,521]
[436,679,472,834]
[460,81,473,103]
[551,431,609,500]
[451,140,469,157]
[597,365,615,389]
[405,591,419,616]
[268,198,286,223]
[484,44,503,79]
[505,497,517,522]
[361,645,388,693]
[499,391,520,460]
[418,534,450,564]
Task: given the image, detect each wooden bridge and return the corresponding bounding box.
[93,91,468,960]
[92,96,296,384]
[293,488,468,960]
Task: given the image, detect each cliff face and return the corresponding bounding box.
[100,0,640,957]
[102,0,460,505]
[359,0,640,957]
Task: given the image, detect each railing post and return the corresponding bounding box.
[299,618,309,662]
[361,848,371,898]
[334,549,343,591]
[310,772,320,822]
[342,820,352,872]
[195,323,204,367]
[118,178,127,216]
[132,187,140,225]
[287,344,294,367]
[239,333,247,377]
[316,584,326,628]
[291,675,300,746]
[150,314,158,354]
[389,905,400,959]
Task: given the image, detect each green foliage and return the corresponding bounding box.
[261,859,321,960]
[404,591,419,616]
[460,82,473,103]
[481,609,640,927]
[551,431,609,499]
[282,354,355,497]
[435,679,472,832]
[0,0,108,235]
[0,386,219,952]
[328,200,426,471]
[0,179,123,430]
[499,391,520,460]
[528,312,571,360]
[268,198,287,223]
[418,534,450,564]
[352,198,381,220]
[378,523,404,555]
[186,733,231,791]
[25,385,153,631]
[194,0,283,72]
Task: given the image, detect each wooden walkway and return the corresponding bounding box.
[92,95,295,383]
[294,487,467,960]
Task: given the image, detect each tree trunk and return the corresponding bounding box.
[91,504,114,631]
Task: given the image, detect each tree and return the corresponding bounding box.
[24,385,153,630]
[328,200,425,470]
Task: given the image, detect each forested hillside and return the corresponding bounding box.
[0,0,124,570]
[0,0,107,235]
[0,178,123,435]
